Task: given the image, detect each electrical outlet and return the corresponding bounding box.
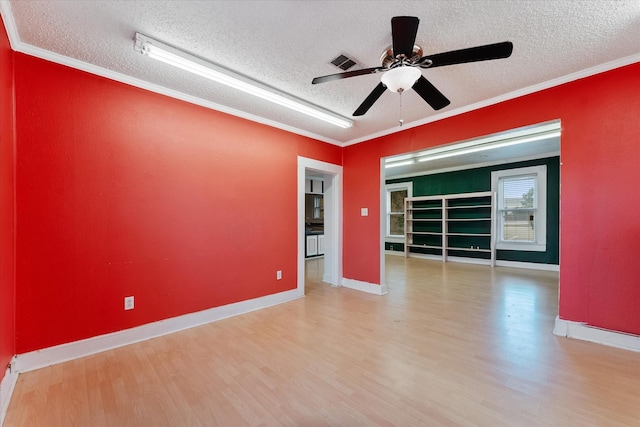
[276,270,282,280]
[124,296,134,310]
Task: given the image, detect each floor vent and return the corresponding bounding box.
[330,54,357,70]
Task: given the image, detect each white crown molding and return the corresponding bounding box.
[17,42,343,146]
[554,317,640,352]
[13,288,303,374]
[4,0,639,149]
[0,1,18,50]
[0,2,343,147]
[344,53,640,147]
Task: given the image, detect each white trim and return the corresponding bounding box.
[3,37,343,147]
[406,253,559,271]
[553,317,640,352]
[385,237,404,244]
[0,0,19,50]
[406,253,443,262]
[2,0,638,149]
[495,260,559,272]
[13,288,303,374]
[492,165,547,252]
[344,53,640,147]
[0,364,18,426]
[385,182,413,239]
[298,157,343,292]
[384,250,405,256]
[342,278,388,295]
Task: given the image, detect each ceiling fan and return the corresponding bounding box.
[312,16,513,117]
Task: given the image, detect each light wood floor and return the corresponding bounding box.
[5,257,640,426]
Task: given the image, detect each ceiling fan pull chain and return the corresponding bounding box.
[398,90,404,127]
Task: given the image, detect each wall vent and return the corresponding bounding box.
[330,54,357,70]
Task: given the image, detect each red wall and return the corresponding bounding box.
[0,15,16,377]
[14,54,340,353]
[343,62,640,335]
[6,20,639,357]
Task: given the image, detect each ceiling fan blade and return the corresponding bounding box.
[391,16,419,58]
[353,83,387,116]
[312,67,386,84]
[419,41,513,68]
[412,76,450,110]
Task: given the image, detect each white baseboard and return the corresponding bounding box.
[14,288,304,374]
[384,250,405,256]
[496,260,559,272]
[0,363,18,426]
[408,253,492,265]
[406,253,443,262]
[342,278,388,295]
[553,317,640,352]
[447,256,492,266]
[406,252,559,272]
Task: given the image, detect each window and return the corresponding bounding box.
[492,166,546,251]
[313,195,323,219]
[386,182,413,238]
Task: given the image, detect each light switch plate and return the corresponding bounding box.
[361,207,368,216]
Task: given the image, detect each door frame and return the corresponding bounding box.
[297,157,343,293]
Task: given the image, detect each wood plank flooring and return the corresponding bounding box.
[5,256,640,426]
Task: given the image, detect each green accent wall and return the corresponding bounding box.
[387,156,559,265]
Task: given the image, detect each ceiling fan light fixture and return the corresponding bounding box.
[381,66,421,93]
[134,33,353,129]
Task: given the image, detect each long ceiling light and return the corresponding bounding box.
[134,33,353,129]
[384,121,561,168]
[384,159,415,169]
[416,129,561,163]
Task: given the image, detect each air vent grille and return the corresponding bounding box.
[330,54,356,70]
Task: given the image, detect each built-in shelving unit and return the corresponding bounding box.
[404,191,495,266]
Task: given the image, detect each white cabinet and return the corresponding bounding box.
[306,234,325,257]
[317,234,325,255]
[404,191,495,266]
[306,235,318,257]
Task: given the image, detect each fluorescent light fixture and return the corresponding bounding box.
[384,160,415,169]
[384,153,414,163]
[416,129,561,163]
[134,33,353,129]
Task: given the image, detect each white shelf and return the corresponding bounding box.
[446,218,491,221]
[404,191,495,266]
[446,204,492,209]
[446,246,492,253]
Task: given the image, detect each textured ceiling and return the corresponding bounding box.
[3,0,640,146]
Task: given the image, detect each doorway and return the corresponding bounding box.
[379,121,561,289]
[297,157,343,294]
